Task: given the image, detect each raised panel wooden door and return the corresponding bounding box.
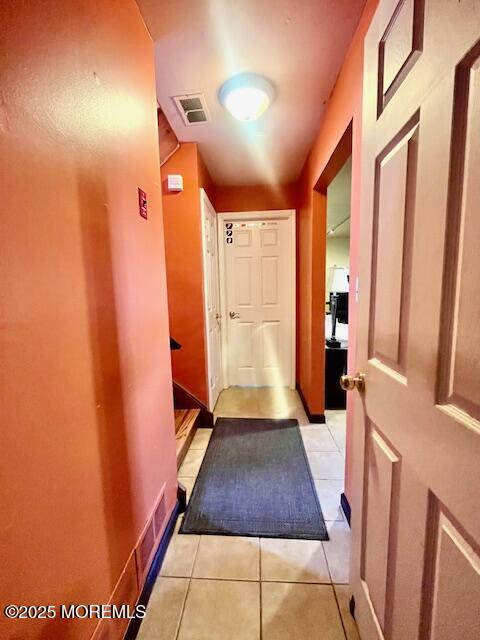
[223,216,294,387]
[351,1,480,639]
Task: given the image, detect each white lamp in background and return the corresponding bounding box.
[326,267,349,348]
[219,73,275,122]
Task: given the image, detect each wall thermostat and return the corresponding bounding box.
[167,174,183,192]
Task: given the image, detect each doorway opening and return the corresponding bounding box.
[310,122,353,524]
[313,122,353,414]
[325,156,352,410]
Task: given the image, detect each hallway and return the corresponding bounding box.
[138,389,357,640]
[3,1,480,638]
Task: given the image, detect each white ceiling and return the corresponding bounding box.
[137,0,365,186]
[326,156,351,238]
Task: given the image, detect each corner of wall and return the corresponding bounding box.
[160,143,210,406]
[294,0,378,417]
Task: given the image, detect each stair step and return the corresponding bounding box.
[174,408,200,468]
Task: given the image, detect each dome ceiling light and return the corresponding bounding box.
[219,74,275,122]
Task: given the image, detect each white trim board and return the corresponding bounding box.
[200,188,223,411]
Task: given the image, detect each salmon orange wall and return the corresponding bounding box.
[198,146,216,203]
[215,184,297,212]
[296,0,378,501]
[161,143,215,406]
[0,1,178,638]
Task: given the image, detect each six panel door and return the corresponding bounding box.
[223,217,294,388]
[351,1,480,639]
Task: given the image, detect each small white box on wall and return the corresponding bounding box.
[167,174,183,192]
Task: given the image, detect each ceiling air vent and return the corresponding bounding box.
[172,93,210,126]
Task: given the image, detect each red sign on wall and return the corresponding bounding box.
[138,188,147,219]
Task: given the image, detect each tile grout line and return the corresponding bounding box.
[259,540,263,640]
[325,422,346,454]
[163,574,340,586]
[332,584,349,640]
[176,577,189,640]
[322,528,335,588]
[172,575,191,640]
[173,527,202,640]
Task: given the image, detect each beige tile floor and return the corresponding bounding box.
[139,387,359,640]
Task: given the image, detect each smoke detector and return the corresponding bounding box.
[172,93,210,126]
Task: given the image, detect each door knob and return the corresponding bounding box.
[229,311,240,319]
[340,372,365,392]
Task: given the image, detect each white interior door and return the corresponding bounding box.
[350,2,480,639]
[200,189,222,410]
[220,212,295,388]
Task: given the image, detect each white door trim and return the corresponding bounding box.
[200,188,223,411]
[217,209,296,389]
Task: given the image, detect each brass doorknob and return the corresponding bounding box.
[229,311,240,319]
[340,372,365,392]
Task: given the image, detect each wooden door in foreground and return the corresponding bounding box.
[350,1,480,639]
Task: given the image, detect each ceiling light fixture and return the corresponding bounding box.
[219,73,275,122]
